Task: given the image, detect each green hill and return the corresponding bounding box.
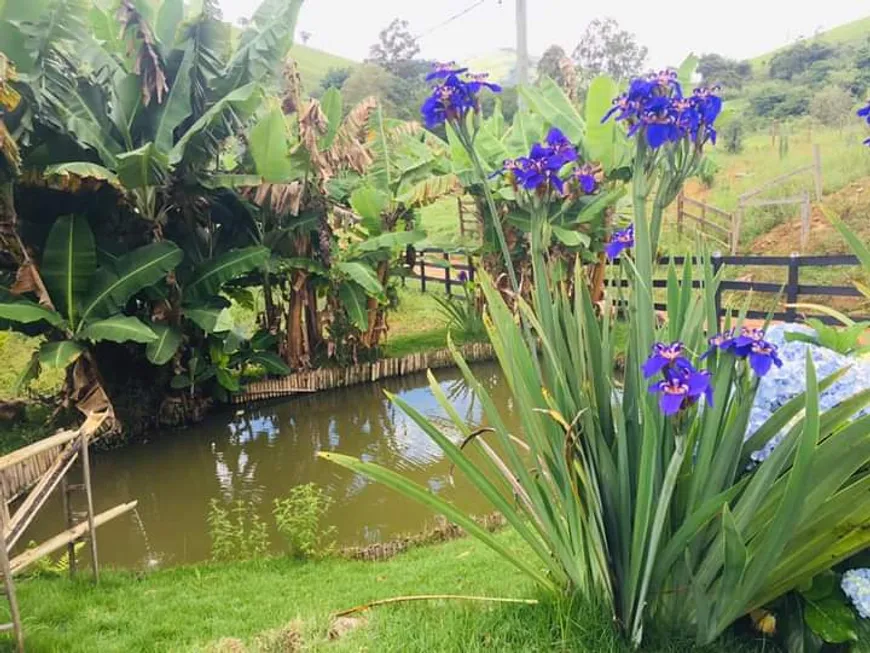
[750,15,870,72]
[288,44,357,90]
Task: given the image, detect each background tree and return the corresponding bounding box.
[572,18,647,85]
[809,86,856,127]
[697,54,752,91]
[367,18,420,75]
[319,67,352,93]
[300,30,311,44]
[342,64,400,117]
[537,45,579,99]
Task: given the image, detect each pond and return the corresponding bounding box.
[20,362,515,569]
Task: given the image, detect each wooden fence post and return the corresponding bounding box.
[800,192,811,252]
[419,251,426,293]
[812,144,823,202]
[443,251,451,296]
[80,431,99,584]
[0,508,24,653]
[676,192,684,236]
[711,251,724,324]
[731,205,743,255]
[786,253,800,323]
[467,254,475,283]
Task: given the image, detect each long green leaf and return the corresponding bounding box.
[247,351,292,375]
[0,300,64,328]
[318,87,342,150]
[116,142,169,189]
[44,163,124,192]
[186,247,269,300]
[518,77,584,143]
[249,101,293,182]
[80,242,183,325]
[146,324,183,365]
[336,262,383,295]
[318,452,557,592]
[38,340,84,369]
[79,316,157,344]
[338,281,368,331]
[154,42,194,153]
[41,214,96,328]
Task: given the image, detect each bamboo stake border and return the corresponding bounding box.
[232,343,496,405]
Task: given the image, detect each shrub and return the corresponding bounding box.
[432,278,487,342]
[207,499,270,562]
[722,119,744,154]
[810,86,856,128]
[273,484,335,559]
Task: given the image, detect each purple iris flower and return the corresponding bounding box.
[730,327,766,356]
[426,62,469,81]
[859,102,870,145]
[649,366,713,416]
[602,71,722,150]
[605,224,634,259]
[642,342,694,378]
[701,329,735,358]
[748,340,783,377]
[458,270,468,283]
[545,127,578,167]
[420,66,500,129]
[574,164,599,194]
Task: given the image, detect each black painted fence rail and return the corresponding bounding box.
[404,247,869,325]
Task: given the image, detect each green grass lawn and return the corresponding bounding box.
[418,196,479,250]
[384,287,455,358]
[5,529,769,653]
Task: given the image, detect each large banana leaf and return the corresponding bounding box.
[146,324,183,365]
[154,41,194,152]
[355,230,425,253]
[368,104,394,192]
[41,214,96,328]
[79,316,157,344]
[338,281,368,331]
[584,76,620,172]
[169,83,262,165]
[318,87,342,151]
[79,242,183,325]
[349,186,390,232]
[185,305,233,334]
[249,101,293,183]
[223,0,303,83]
[336,261,383,295]
[518,77,585,143]
[116,142,169,189]
[247,351,292,375]
[0,299,64,328]
[155,0,182,48]
[185,246,269,300]
[38,340,84,369]
[43,163,124,192]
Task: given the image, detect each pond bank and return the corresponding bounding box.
[6,528,767,653]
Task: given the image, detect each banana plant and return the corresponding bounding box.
[0,214,182,401]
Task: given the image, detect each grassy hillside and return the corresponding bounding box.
[750,15,870,71]
[289,44,357,91]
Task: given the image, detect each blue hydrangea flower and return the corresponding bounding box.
[606,224,634,259]
[649,366,713,416]
[420,65,501,129]
[643,342,694,378]
[842,569,870,618]
[744,324,870,463]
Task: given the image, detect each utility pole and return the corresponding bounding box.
[515,0,529,88]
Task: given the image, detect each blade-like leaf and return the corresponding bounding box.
[318,87,342,151]
[318,451,557,592]
[349,186,390,231]
[12,353,40,394]
[584,75,619,171]
[677,54,699,91]
[146,324,183,365]
[0,300,64,328]
[80,242,183,325]
[355,230,425,253]
[116,142,169,189]
[518,77,584,143]
[41,214,96,328]
[44,163,124,192]
[185,306,233,334]
[79,316,157,344]
[185,246,269,300]
[155,0,182,47]
[38,340,84,369]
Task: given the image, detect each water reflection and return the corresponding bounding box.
[21,363,515,568]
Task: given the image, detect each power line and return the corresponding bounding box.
[413,0,489,42]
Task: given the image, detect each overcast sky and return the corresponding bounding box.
[220,0,867,68]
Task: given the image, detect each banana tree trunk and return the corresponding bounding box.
[305,283,323,352]
[360,260,389,349]
[283,270,309,369]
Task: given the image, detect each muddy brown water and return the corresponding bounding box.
[19,362,516,569]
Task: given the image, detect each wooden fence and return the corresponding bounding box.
[404,247,476,296]
[233,342,495,403]
[457,197,482,241]
[676,193,736,252]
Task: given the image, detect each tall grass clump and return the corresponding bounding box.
[323,64,870,647]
